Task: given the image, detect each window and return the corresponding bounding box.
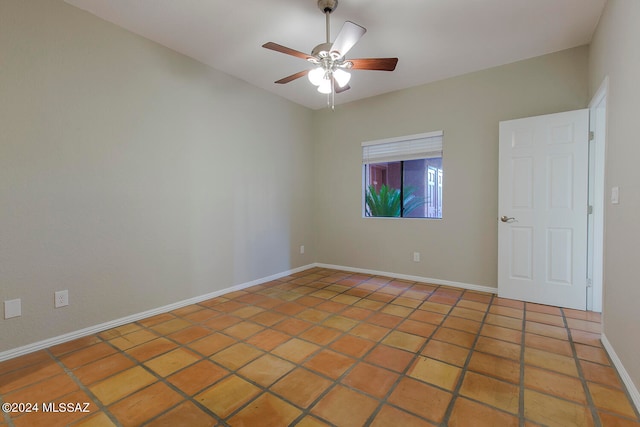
[362,131,443,218]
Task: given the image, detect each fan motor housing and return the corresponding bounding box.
[317,0,338,14]
[311,42,333,57]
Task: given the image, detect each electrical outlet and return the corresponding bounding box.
[300,245,305,254]
[413,252,421,262]
[4,299,21,319]
[55,290,69,308]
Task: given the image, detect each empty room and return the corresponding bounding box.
[1,0,639,426]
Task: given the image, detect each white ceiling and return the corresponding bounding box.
[65,0,606,110]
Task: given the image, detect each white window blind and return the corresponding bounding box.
[362,131,443,164]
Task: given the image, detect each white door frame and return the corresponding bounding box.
[587,76,608,312]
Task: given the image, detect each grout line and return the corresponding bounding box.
[519,303,527,427]
[562,307,603,427]
[1,267,637,426]
[46,347,123,427]
[439,291,496,425]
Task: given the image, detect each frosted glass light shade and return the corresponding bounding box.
[333,68,351,88]
[308,67,325,86]
[317,79,332,94]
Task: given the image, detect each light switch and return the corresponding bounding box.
[4,299,21,319]
[611,186,620,204]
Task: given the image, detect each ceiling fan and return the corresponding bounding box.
[262,0,398,109]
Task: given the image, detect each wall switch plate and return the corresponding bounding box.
[55,290,69,308]
[611,186,620,204]
[413,252,421,262]
[300,245,305,254]
[4,299,21,319]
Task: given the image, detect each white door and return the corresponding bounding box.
[498,109,589,310]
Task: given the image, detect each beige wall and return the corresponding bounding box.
[0,0,314,351]
[588,0,640,395]
[313,46,589,288]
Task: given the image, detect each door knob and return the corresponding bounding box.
[500,215,516,223]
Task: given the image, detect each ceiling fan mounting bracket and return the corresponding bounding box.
[317,0,338,14]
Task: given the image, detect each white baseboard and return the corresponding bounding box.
[0,263,315,363]
[314,263,498,295]
[0,263,495,363]
[601,333,640,413]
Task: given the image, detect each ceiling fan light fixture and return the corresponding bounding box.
[317,79,332,94]
[262,0,398,109]
[333,68,351,88]
[308,67,325,86]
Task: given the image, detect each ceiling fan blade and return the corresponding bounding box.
[262,42,312,60]
[330,21,366,58]
[349,58,398,71]
[275,70,309,84]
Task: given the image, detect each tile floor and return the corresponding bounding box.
[1,268,639,427]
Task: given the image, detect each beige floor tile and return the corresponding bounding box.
[144,348,201,377]
[237,354,295,387]
[329,334,375,358]
[0,359,66,394]
[108,329,159,351]
[145,400,217,427]
[526,321,568,340]
[475,336,521,361]
[89,366,157,406]
[524,389,594,427]
[575,343,610,365]
[312,385,379,427]
[524,365,587,404]
[222,321,265,340]
[382,330,426,352]
[272,338,320,363]
[149,318,192,335]
[371,405,437,427]
[459,372,519,414]
[304,349,355,379]
[210,343,264,370]
[408,356,461,390]
[480,323,522,344]
[467,351,520,384]
[109,382,182,426]
[433,327,476,348]
[167,359,228,396]
[74,353,136,386]
[70,411,118,427]
[450,306,485,322]
[580,359,623,389]
[525,332,573,356]
[125,338,178,362]
[271,368,333,408]
[588,382,638,418]
[227,392,301,426]
[448,397,519,427]
[195,375,261,418]
[321,314,359,332]
[524,347,578,377]
[349,323,390,341]
[388,377,452,423]
[342,362,399,399]
[365,344,415,372]
[442,316,482,334]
